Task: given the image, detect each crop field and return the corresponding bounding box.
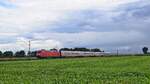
[0,56,150,84]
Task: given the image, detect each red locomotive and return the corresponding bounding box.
[36,49,61,58]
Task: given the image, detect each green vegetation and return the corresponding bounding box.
[15,50,26,57]
[60,47,102,52]
[0,56,150,84]
[3,51,13,57]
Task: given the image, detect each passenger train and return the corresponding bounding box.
[36,49,109,58]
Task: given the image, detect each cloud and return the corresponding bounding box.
[0,0,139,33]
[0,0,149,53]
[16,37,62,51]
[31,31,145,47]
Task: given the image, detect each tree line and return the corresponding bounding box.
[60,47,103,52]
[0,50,37,57]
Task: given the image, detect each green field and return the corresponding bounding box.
[0,56,150,84]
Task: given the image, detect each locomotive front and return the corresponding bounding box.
[36,49,61,58]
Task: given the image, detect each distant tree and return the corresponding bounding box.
[91,48,101,52]
[74,47,90,51]
[61,47,103,52]
[142,47,148,54]
[0,51,2,57]
[3,51,13,57]
[15,50,26,57]
[30,51,37,57]
[15,51,20,57]
[60,48,71,51]
[27,51,31,56]
[27,51,37,57]
[50,48,58,52]
[20,50,26,56]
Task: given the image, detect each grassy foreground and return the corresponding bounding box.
[0,56,150,84]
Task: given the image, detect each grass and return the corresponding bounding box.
[0,57,37,61]
[0,56,150,84]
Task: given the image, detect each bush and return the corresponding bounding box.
[15,50,26,57]
[0,51,2,57]
[30,51,37,57]
[3,51,13,57]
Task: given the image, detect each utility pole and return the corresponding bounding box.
[117,49,119,56]
[28,40,31,56]
[17,40,31,56]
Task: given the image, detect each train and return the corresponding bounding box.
[36,49,109,58]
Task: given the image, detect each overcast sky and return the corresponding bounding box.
[0,0,150,53]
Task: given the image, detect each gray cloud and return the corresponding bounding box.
[0,0,150,53]
[40,1,150,53]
